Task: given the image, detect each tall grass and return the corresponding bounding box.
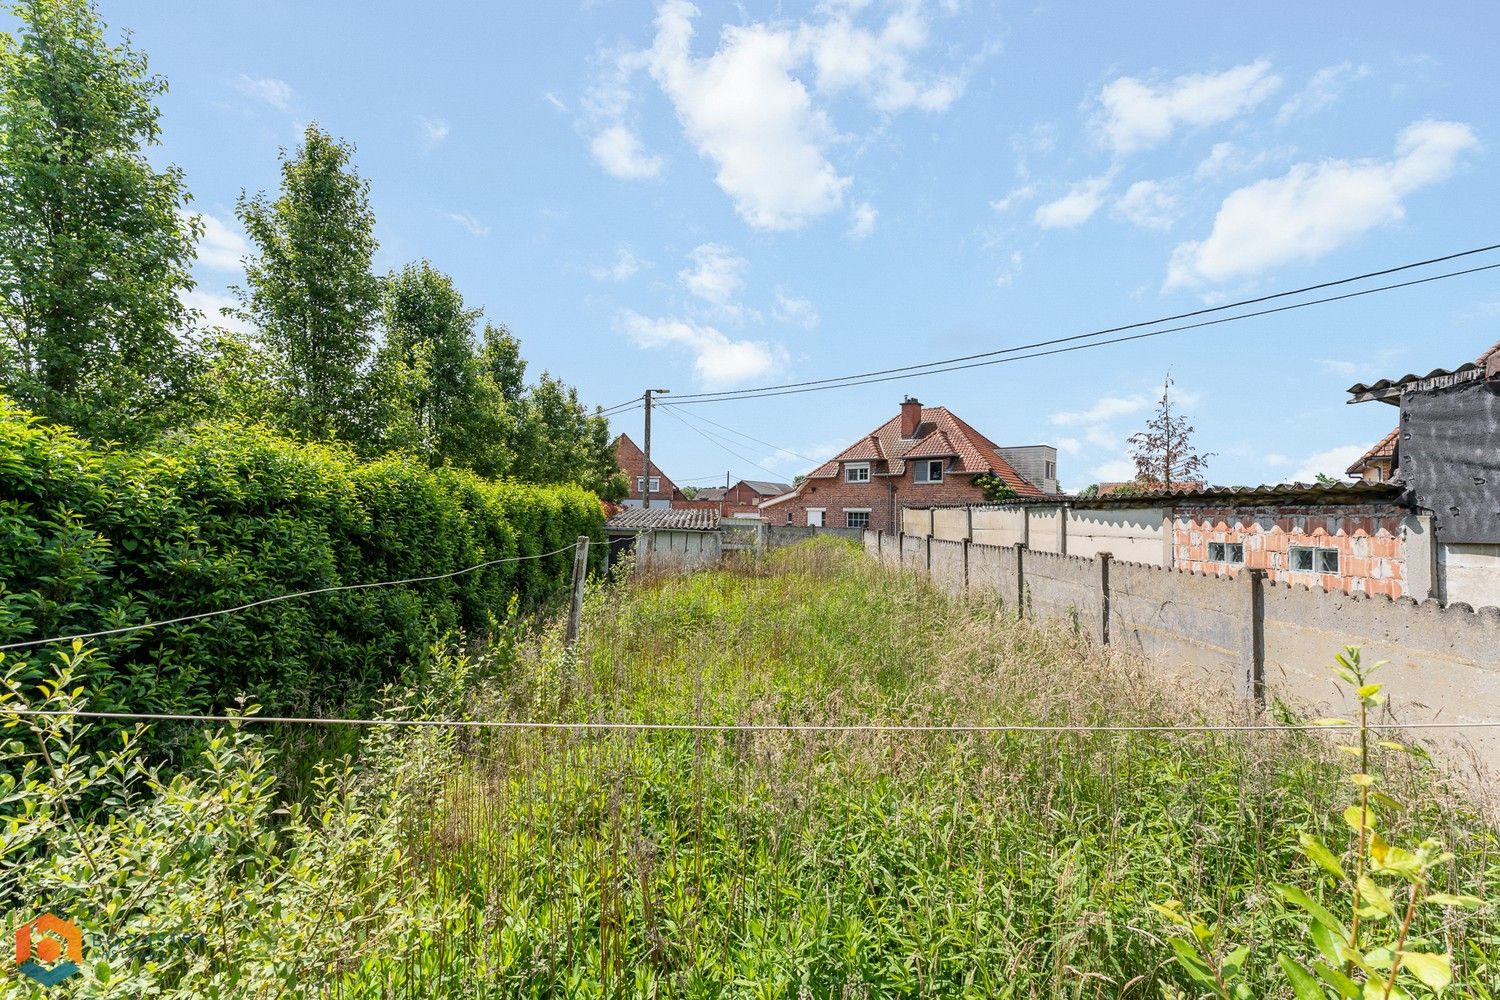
[3,539,1495,998]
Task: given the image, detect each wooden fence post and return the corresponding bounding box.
[1098,552,1112,646]
[1241,568,1266,705]
[565,535,590,649]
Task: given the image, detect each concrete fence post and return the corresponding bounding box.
[1241,568,1267,704]
[1098,551,1112,646]
[1013,541,1026,620]
[962,539,970,594]
[924,534,932,576]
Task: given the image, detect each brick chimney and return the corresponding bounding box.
[900,396,922,438]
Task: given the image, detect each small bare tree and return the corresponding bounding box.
[1126,375,1212,487]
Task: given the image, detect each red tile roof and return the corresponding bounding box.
[804,406,1043,496]
[1346,427,1399,474]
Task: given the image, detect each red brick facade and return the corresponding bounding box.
[1173,504,1408,598]
[678,480,790,519]
[613,433,685,506]
[762,399,1043,531]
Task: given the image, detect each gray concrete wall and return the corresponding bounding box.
[1067,507,1169,565]
[902,507,934,537]
[966,542,1020,607]
[1438,543,1500,609]
[1026,507,1066,553]
[762,524,864,549]
[642,529,721,569]
[1263,583,1500,771]
[1024,550,1104,641]
[933,508,971,541]
[972,507,1026,548]
[1109,560,1247,692]
[900,533,928,573]
[860,533,1500,774]
[929,538,967,595]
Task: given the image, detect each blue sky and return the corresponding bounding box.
[46,1,1500,489]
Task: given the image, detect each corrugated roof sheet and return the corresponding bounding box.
[605,507,721,531]
[1070,481,1405,509]
[1346,427,1399,474]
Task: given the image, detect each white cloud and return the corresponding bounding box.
[443,212,490,237]
[1193,141,1287,180]
[762,439,842,469]
[591,246,649,281]
[180,289,253,336]
[990,183,1036,213]
[1168,120,1479,288]
[803,0,963,113]
[1318,358,1361,376]
[1289,445,1365,484]
[235,75,293,110]
[191,212,250,272]
[645,2,849,229]
[1056,437,1083,455]
[1051,394,1150,427]
[772,290,819,329]
[1114,179,1179,230]
[994,250,1023,287]
[1276,62,1371,125]
[1034,174,1112,229]
[1264,453,1292,466]
[1092,60,1281,154]
[678,243,746,306]
[848,201,878,238]
[545,92,568,112]
[1091,458,1138,482]
[419,117,450,149]
[590,124,664,179]
[619,309,783,386]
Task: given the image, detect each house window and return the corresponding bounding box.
[807,508,825,527]
[636,476,661,493]
[1045,461,1056,479]
[1290,546,1340,575]
[913,459,945,483]
[785,512,793,525]
[844,509,871,529]
[1207,541,1245,565]
[845,462,871,483]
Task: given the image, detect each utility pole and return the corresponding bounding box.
[641,388,671,509]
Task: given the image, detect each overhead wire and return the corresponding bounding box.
[659,405,825,465]
[3,707,1496,734]
[655,404,785,476]
[663,260,1500,405]
[0,542,584,652]
[666,245,1500,404]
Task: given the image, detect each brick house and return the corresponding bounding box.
[613,433,685,509]
[760,397,1046,531]
[1346,428,1398,483]
[678,479,790,519]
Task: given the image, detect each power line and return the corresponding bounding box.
[0,542,583,652]
[3,707,1496,734]
[660,405,824,465]
[656,404,784,475]
[664,261,1500,405]
[667,244,1500,404]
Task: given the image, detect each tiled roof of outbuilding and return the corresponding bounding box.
[1346,428,1399,474]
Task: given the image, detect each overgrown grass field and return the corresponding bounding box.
[3,539,1495,998]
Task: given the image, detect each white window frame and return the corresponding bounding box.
[635,476,661,493]
[1290,545,1339,575]
[806,508,825,527]
[843,508,871,529]
[1208,541,1245,565]
[844,462,871,483]
[913,459,945,484]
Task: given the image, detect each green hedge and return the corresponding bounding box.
[0,400,604,717]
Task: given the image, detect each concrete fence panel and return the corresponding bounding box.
[967,542,1020,607]
[1026,507,1066,554]
[1109,560,1247,691]
[1067,508,1169,565]
[933,508,971,541]
[900,533,928,573]
[902,508,934,537]
[1263,585,1500,768]
[1023,550,1101,638]
[972,507,1026,548]
[929,538,967,595]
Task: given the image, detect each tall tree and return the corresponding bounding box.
[511,373,626,500]
[0,0,199,441]
[377,261,508,473]
[234,125,382,443]
[1126,375,1212,487]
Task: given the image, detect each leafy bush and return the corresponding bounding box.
[0,399,603,720]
